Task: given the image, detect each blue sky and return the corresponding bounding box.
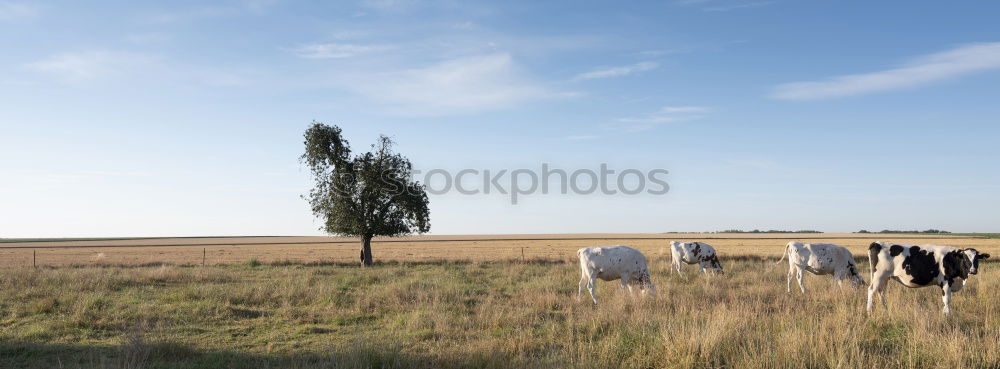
[2,0,999,237]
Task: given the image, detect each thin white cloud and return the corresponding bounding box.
[675,0,776,12]
[771,42,1000,100]
[0,1,38,20]
[362,0,419,11]
[329,30,369,40]
[346,53,558,115]
[703,1,774,12]
[126,32,172,44]
[26,50,260,87]
[146,1,277,24]
[566,135,599,140]
[27,51,158,81]
[660,106,710,113]
[573,62,659,81]
[613,105,709,131]
[291,43,393,59]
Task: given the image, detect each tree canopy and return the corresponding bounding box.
[301,122,430,266]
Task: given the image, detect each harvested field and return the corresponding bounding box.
[1,233,996,267]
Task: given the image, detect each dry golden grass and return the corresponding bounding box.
[2,234,997,368]
[0,253,997,368]
[2,233,996,267]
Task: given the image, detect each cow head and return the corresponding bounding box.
[635,270,657,297]
[964,248,991,275]
[850,273,866,288]
[848,263,866,287]
[708,254,724,274]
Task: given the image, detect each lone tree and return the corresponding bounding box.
[301,122,430,266]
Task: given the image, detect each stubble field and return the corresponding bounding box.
[1,234,997,368]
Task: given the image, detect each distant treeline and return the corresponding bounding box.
[855,229,951,234]
[719,229,823,234]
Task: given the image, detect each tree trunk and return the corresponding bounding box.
[360,235,373,267]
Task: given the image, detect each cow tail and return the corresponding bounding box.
[776,243,790,265]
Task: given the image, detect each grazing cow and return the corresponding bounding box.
[669,241,724,276]
[577,246,656,305]
[778,242,865,294]
[867,241,990,314]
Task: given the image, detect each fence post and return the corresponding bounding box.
[521,247,525,263]
[203,248,206,266]
[33,249,36,268]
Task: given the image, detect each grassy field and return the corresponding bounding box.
[1,235,998,369]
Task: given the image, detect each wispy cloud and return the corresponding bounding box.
[291,43,394,59]
[346,53,560,115]
[703,1,774,12]
[126,32,172,44]
[771,42,1000,100]
[27,51,158,81]
[0,1,38,20]
[675,0,776,12]
[26,50,260,87]
[361,0,419,12]
[660,106,711,113]
[573,62,658,81]
[146,0,277,24]
[613,106,710,131]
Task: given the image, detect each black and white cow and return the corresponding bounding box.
[577,245,657,305]
[669,241,723,276]
[867,241,990,314]
[778,242,865,294]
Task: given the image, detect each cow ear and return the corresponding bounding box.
[982,253,991,259]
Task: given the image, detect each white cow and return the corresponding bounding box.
[778,242,865,294]
[669,241,723,276]
[577,246,656,305]
[867,241,990,314]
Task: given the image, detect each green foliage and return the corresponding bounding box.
[720,229,823,233]
[301,122,430,239]
[301,122,431,265]
[870,229,951,234]
[952,233,1000,239]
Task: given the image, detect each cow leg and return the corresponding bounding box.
[941,283,953,314]
[786,265,795,294]
[619,275,629,291]
[833,270,844,288]
[867,271,890,313]
[587,275,598,305]
[674,261,683,278]
[577,273,587,302]
[796,269,806,294]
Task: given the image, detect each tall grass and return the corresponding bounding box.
[0,257,996,368]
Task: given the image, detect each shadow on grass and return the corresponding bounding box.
[0,341,533,369]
